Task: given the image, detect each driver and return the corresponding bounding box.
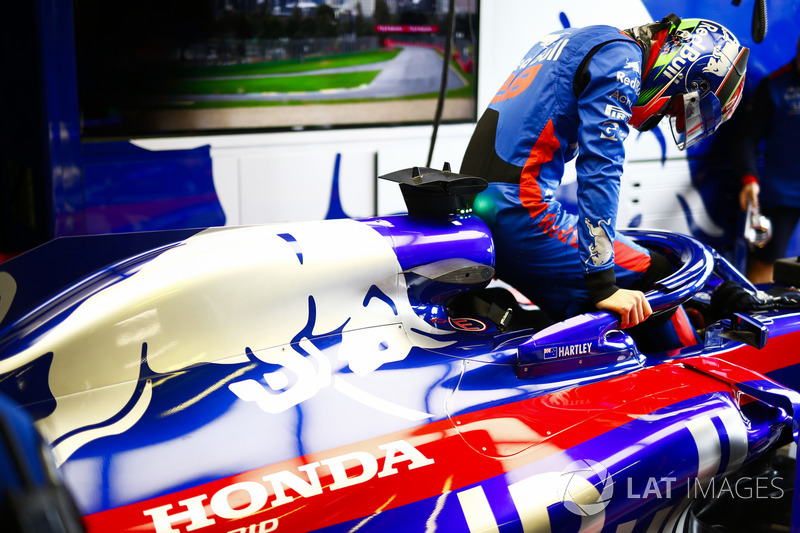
[461,15,748,347]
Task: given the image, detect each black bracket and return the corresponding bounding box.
[379,163,488,216]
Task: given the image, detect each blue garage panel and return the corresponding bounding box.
[81,142,225,234]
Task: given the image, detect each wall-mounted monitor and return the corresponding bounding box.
[73,0,479,140]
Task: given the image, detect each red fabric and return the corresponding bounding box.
[612,239,651,273]
[740,173,759,187]
[519,119,560,221]
[670,305,701,347]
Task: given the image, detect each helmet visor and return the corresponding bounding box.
[669,90,722,150]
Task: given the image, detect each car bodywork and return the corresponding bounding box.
[1,167,799,532]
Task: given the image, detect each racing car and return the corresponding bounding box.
[1,165,799,533]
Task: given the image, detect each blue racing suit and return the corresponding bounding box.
[735,60,800,262]
[462,25,653,321]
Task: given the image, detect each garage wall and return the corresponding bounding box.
[128,0,661,226]
[85,0,798,265]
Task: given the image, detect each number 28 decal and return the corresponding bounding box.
[490,64,541,104]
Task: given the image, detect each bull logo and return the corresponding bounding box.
[0,220,452,466]
[623,59,639,71]
[703,40,741,78]
[228,295,435,421]
[586,218,613,267]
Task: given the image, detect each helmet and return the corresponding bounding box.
[628,16,750,149]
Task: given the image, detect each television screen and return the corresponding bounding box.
[73,0,479,140]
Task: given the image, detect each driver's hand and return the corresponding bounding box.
[595,288,652,328]
[739,181,760,212]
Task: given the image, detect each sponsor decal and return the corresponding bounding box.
[531,38,569,63]
[512,36,569,71]
[536,213,578,246]
[600,121,621,141]
[449,316,488,332]
[615,70,640,92]
[141,440,435,533]
[534,33,562,50]
[610,89,632,106]
[604,104,631,121]
[228,520,277,533]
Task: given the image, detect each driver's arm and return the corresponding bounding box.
[574,40,648,327]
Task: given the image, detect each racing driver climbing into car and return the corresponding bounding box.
[461,14,749,350]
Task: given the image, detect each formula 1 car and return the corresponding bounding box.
[1,166,800,533]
